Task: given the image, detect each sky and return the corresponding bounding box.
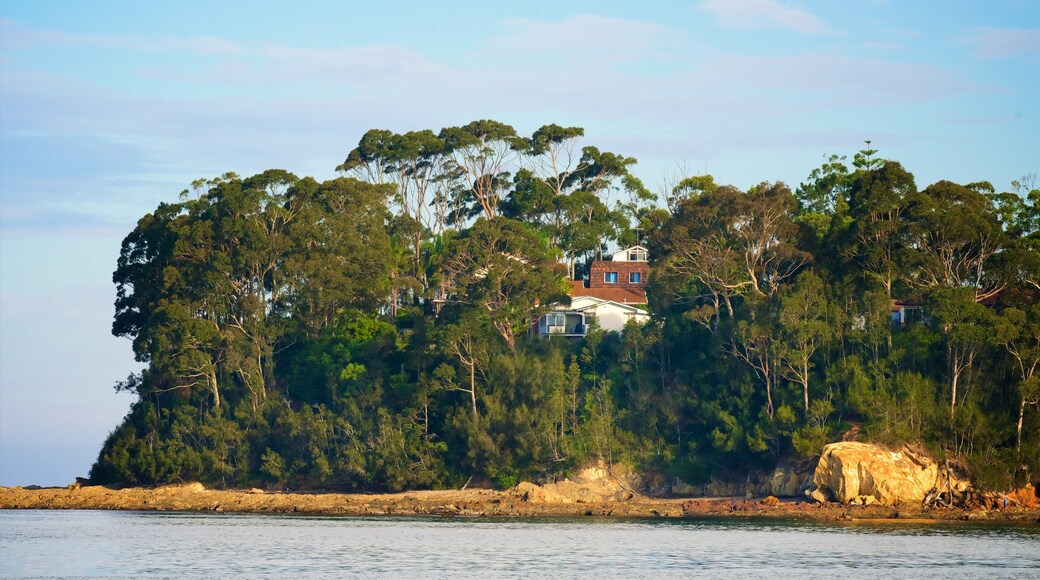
[1,0,1038,486]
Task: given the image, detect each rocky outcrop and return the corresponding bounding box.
[514,464,637,504]
[810,442,938,505]
[667,465,812,499]
[765,465,813,497]
[2,481,1037,521]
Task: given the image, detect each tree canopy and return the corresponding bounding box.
[93,126,1040,495]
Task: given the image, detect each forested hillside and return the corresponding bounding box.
[91,121,1040,492]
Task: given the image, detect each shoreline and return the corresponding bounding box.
[2,485,1038,523]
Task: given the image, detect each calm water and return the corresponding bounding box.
[1,510,1038,578]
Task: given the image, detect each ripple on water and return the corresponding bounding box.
[1,511,1038,577]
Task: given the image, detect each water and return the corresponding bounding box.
[1,510,1037,578]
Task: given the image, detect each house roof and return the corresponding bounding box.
[570,295,649,314]
[571,282,647,304]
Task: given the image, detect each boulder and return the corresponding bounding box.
[767,466,811,497]
[813,442,938,506]
[671,479,700,497]
[1009,484,1038,509]
[514,482,571,504]
[706,480,740,497]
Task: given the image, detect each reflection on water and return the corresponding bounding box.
[1,510,1038,577]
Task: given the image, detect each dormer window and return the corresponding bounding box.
[628,248,647,261]
[604,272,618,284]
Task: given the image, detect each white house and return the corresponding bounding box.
[535,296,650,337]
[535,246,652,338]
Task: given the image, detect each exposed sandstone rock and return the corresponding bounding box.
[767,466,812,497]
[671,479,699,497]
[1009,484,1038,508]
[514,482,571,504]
[2,485,1036,521]
[809,488,829,504]
[812,442,938,505]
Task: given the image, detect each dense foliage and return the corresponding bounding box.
[91,123,1040,492]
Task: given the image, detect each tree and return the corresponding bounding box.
[438,312,493,418]
[284,177,394,333]
[795,154,851,240]
[841,160,916,298]
[994,303,1040,451]
[651,181,809,330]
[905,180,1006,302]
[731,297,782,420]
[775,271,834,412]
[927,287,994,421]
[438,217,564,351]
[439,120,524,220]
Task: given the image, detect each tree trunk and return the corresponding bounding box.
[949,343,959,421]
[802,356,810,412]
[1017,396,1026,452]
[470,361,477,418]
[210,368,221,410]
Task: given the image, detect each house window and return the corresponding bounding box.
[629,272,642,284]
[604,272,618,284]
[628,249,647,261]
[547,313,566,327]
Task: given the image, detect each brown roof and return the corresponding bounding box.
[571,283,647,304]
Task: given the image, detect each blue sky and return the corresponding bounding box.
[1,0,1037,486]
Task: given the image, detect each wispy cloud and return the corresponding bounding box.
[693,53,989,103]
[0,18,241,55]
[959,27,1040,60]
[490,14,683,62]
[696,0,833,34]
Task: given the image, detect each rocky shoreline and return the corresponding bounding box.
[2,483,1038,523]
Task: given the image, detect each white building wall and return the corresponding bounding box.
[572,297,649,333]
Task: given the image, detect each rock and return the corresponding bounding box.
[514,482,571,504]
[767,466,811,497]
[813,442,938,506]
[530,463,639,503]
[706,480,739,497]
[671,479,699,497]
[761,495,780,506]
[1008,485,1037,509]
[809,488,830,504]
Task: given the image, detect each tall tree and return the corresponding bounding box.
[439,120,523,221]
[994,303,1040,451]
[438,217,564,351]
[841,161,916,298]
[775,271,834,412]
[905,180,1006,302]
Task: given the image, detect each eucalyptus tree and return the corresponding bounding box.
[775,270,835,412]
[283,177,395,333]
[113,199,226,408]
[439,120,525,221]
[338,129,447,292]
[840,160,916,299]
[926,287,995,421]
[437,217,564,351]
[993,303,1040,452]
[651,181,808,330]
[336,129,397,186]
[904,180,1007,302]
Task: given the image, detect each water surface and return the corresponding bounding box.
[1,510,1037,577]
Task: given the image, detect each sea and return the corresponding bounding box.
[1,510,1038,578]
